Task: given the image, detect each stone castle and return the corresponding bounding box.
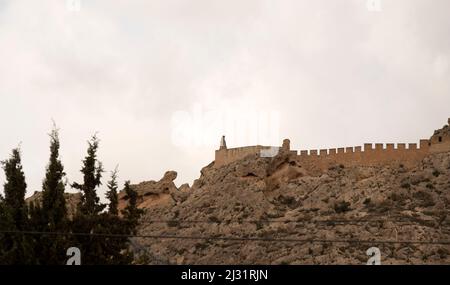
[214,118,450,171]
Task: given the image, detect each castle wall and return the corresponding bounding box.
[214,119,450,170]
[215,145,272,167]
[295,139,431,171]
[214,139,444,170]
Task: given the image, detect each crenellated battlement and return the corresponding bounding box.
[296,140,430,157]
[214,119,450,170]
[293,140,434,170]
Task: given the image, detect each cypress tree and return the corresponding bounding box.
[33,126,69,264]
[121,181,143,234]
[72,135,105,215]
[71,135,105,264]
[1,148,35,264]
[106,166,119,216]
[41,127,67,229]
[2,148,28,228]
[0,195,15,264]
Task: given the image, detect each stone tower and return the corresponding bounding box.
[282,138,290,151]
[220,135,227,150]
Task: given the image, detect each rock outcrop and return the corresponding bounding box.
[118,170,191,212]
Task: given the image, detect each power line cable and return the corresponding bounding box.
[1,230,450,245]
[137,217,449,226]
[138,219,444,224]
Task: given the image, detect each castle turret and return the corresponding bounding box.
[282,139,290,151]
[220,135,227,150]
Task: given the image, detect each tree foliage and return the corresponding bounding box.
[106,167,119,216]
[70,136,142,264]
[41,127,68,229]
[72,135,105,216]
[0,148,35,264]
[31,126,70,264]
[122,181,144,234]
[2,148,28,228]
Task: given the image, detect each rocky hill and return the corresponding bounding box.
[25,122,450,265]
[124,149,450,265]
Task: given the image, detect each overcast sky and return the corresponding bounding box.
[1,0,449,199]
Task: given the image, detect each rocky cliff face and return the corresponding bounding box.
[127,150,450,265]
